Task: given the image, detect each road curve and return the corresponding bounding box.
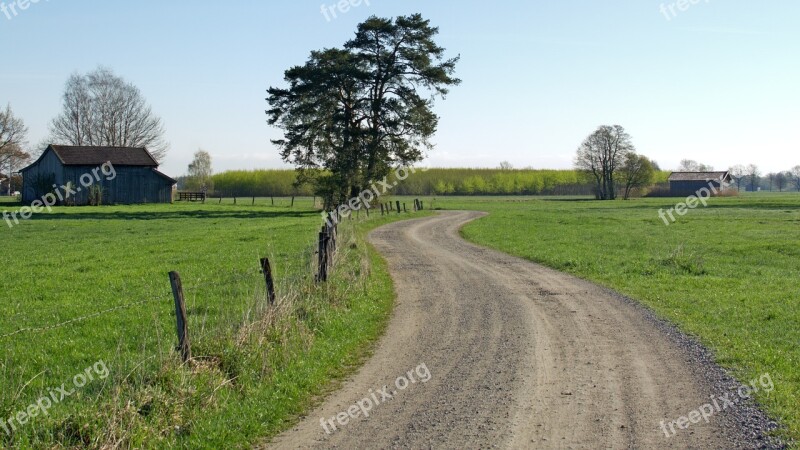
[266,211,756,449]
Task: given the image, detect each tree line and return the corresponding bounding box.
[190,167,670,198]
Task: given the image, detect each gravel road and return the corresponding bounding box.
[266,211,782,449]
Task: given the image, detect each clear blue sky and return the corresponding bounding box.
[2,0,798,176]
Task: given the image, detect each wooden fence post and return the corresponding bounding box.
[252,196,255,205]
[396,201,401,214]
[317,229,327,282]
[380,204,385,216]
[403,203,407,213]
[168,271,191,363]
[260,258,277,305]
[291,196,295,208]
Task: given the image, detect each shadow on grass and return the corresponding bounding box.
[25,209,320,222]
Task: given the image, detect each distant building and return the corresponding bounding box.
[21,145,175,205]
[668,171,732,197]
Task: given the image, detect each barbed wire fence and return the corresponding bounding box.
[1,198,425,360]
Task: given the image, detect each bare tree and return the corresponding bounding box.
[678,159,714,172]
[791,166,800,191]
[746,164,760,192]
[775,171,790,192]
[575,125,635,200]
[499,161,513,171]
[0,105,31,195]
[49,67,169,161]
[729,165,746,191]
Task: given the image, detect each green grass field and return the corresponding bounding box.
[0,199,423,448]
[419,193,799,443]
[3,193,798,447]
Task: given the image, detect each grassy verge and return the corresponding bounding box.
[413,194,799,444]
[0,201,426,448]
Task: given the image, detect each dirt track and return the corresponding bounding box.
[267,211,772,449]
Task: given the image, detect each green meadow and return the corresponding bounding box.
[0,199,425,448]
[2,192,798,447]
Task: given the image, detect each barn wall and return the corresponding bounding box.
[63,166,173,205]
[669,180,725,197]
[21,150,64,203]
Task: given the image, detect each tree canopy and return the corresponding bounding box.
[574,125,635,200]
[49,67,169,161]
[267,14,460,207]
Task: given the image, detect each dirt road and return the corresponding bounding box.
[268,211,773,449]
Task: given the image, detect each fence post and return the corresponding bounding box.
[219,196,222,204]
[168,271,191,363]
[252,196,255,206]
[380,204,385,216]
[403,203,407,213]
[260,258,277,305]
[420,200,423,210]
[291,196,295,208]
[317,229,327,282]
[396,201,401,214]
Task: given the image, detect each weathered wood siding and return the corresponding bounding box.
[63,166,174,205]
[669,180,725,197]
[21,149,64,204]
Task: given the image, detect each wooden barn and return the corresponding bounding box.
[21,145,175,205]
[668,171,732,197]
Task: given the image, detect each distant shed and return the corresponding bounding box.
[20,145,175,205]
[668,171,732,197]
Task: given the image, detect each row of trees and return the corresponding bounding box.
[729,164,800,192]
[203,167,672,197]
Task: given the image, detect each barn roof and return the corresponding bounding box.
[48,145,159,167]
[668,171,731,182]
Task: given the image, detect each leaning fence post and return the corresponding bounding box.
[403,203,407,213]
[168,271,191,363]
[260,258,277,305]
